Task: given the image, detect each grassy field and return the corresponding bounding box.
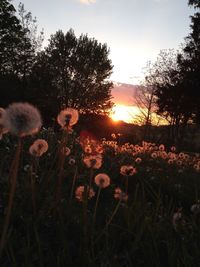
[1,106,200,267]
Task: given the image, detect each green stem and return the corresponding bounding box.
[30,158,38,216]
[94,199,121,244]
[125,175,129,195]
[69,166,78,204]
[89,168,94,189]
[93,187,101,224]
[55,129,69,208]
[0,139,22,257]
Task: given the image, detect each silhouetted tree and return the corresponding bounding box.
[0,0,43,106]
[29,29,113,124]
[142,50,194,145]
[176,0,200,123]
[0,0,22,75]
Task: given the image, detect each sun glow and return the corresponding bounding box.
[110,105,141,123]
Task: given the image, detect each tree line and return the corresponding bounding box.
[135,0,200,145]
[0,0,113,125]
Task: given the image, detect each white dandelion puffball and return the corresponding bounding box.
[57,108,79,128]
[3,102,42,137]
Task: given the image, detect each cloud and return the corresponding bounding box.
[153,0,168,2]
[79,0,96,4]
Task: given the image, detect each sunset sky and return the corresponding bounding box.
[13,0,193,84]
[12,0,194,122]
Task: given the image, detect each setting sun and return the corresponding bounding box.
[110,105,141,123]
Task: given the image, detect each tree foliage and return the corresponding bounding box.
[1,1,112,124]
[143,0,200,128]
[0,0,43,106]
[29,29,113,122]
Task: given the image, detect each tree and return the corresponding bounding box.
[29,29,113,123]
[0,0,23,75]
[177,0,200,123]
[0,0,43,106]
[142,50,195,144]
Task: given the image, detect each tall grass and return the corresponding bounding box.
[0,109,200,266]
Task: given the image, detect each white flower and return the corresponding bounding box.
[29,139,48,157]
[94,173,110,188]
[57,108,79,128]
[2,103,42,137]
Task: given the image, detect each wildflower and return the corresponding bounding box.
[171,146,176,152]
[172,209,185,229]
[161,151,168,159]
[75,185,95,202]
[120,165,137,176]
[114,187,128,201]
[191,203,200,215]
[94,173,110,188]
[69,157,76,165]
[194,164,200,171]
[151,152,157,159]
[83,154,102,169]
[176,160,182,166]
[84,145,92,154]
[57,108,79,128]
[135,157,142,164]
[168,159,174,165]
[65,147,71,156]
[2,102,42,137]
[172,211,182,227]
[159,144,165,151]
[95,145,104,154]
[29,139,48,157]
[111,133,116,139]
[179,152,186,160]
[23,164,30,172]
[168,152,176,160]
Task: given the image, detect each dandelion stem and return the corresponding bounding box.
[105,199,121,228]
[94,199,121,244]
[89,168,94,189]
[55,129,68,208]
[125,176,129,194]
[69,166,78,204]
[30,158,38,216]
[93,187,101,224]
[0,139,22,257]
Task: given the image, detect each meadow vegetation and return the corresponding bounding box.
[0,104,200,267]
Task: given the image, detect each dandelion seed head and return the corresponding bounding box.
[151,152,157,159]
[191,203,200,215]
[159,144,165,151]
[179,152,186,160]
[84,145,92,154]
[94,173,110,188]
[83,154,102,169]
[135,157,142,164]
[120,165,137,176]
[172,210,183,229]
[114,187,128,201]
[194,164,200,171]
[65,147,71,156]
[29,139,48,157]
[171,146,176,152]
[57,108,79,128]
[75,185,95,201]
[3,102,42,137]
[69,157,76,165]
[111,133,116,139]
